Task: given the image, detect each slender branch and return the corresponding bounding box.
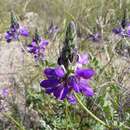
[74,93,110,128]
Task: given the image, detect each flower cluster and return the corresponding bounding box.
[40,54,95,104]
[27,32,49,62]
[5,21,29,43]
[40,21,95,104]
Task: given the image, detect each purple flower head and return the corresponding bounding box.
[76,68,95,79]
[5,22,29,43]
[112,27,127,37]
[5,23,19,43]
[40,65,95,104]
[27,33,49,62]
[88,32,101,42]
[40,21,95,104]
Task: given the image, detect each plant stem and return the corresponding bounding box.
[74,93,110,128]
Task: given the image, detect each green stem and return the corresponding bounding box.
[74,93,110,128]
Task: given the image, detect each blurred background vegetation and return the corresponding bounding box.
[1,0,130,33]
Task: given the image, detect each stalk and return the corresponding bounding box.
[74,93,111,128]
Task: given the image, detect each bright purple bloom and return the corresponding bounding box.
[40,66,95,104]
[19,26,29,37]
[76,68,95,79]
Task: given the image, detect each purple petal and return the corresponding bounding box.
[44,68,56,78]
[76,68,95,79]
[19,26,29,37]
[39,39,49,48]
[68,76,80,93]
[5,32,12,42]
[79,79,94,96]
[45,87,55,94]
[55,67,65,78]
[78,53,88,65]
[44,67,65,78]
[82,86,94,96]
[31,41,37,46]
[40,79,59,88]
[54,85,69,100]
[27,44,37,53]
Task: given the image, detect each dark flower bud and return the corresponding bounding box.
[58,21,78,69]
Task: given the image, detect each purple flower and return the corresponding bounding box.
[5,22,29,43]
[88,32,101,42]
[5,31,13,43]
[19,26,29,37]
[27,38,49,62]
[40,66,95,104]
[39,39,49,48]
[112,27,127,37]
[112,23,130,37]
[76,68,95,79]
